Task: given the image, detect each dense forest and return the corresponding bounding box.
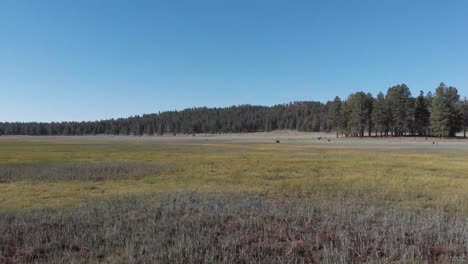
[1,83,467,137]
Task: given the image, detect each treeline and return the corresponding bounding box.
[1,83,467,137]
[328,83,467,137]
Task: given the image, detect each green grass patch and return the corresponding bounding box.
[0,139,467,213]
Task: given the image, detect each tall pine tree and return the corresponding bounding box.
[430,83,462,137]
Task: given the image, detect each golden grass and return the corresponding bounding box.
[0,139,467,212]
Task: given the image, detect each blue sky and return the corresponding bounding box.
[1,0,467,122]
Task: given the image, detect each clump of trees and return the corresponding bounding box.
[327,83,466,137]
[1,83,467,137]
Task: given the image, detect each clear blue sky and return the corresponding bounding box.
[1,0,467,122]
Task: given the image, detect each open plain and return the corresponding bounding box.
[1,132,467,263]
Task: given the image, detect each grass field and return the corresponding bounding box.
[0,136,467,263]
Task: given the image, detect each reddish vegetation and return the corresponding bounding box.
[1,192,467,263]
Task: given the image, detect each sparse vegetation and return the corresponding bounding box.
[0,137,467,263]
[0,162,160,183]
[1,192,467,263]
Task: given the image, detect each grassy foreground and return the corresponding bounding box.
[2,192,467,263]
[0,138,467,263]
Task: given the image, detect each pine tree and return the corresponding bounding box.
[365,93,374,137]
[462,97,468,138]
[430,83,462,137]
[386,84,412,136]
[347,92,371,137]
[414,91,430,136]
[327,96,343,137]
[372,92,387,136]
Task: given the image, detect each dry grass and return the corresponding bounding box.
[0,140,467,212]
[1,192,466,264]
[0,162,161,183]
[1,138,467,263]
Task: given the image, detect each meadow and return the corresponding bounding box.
[0,135,467,263]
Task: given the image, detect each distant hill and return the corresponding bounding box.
[0,102,327,136]
[1,83,465,137]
